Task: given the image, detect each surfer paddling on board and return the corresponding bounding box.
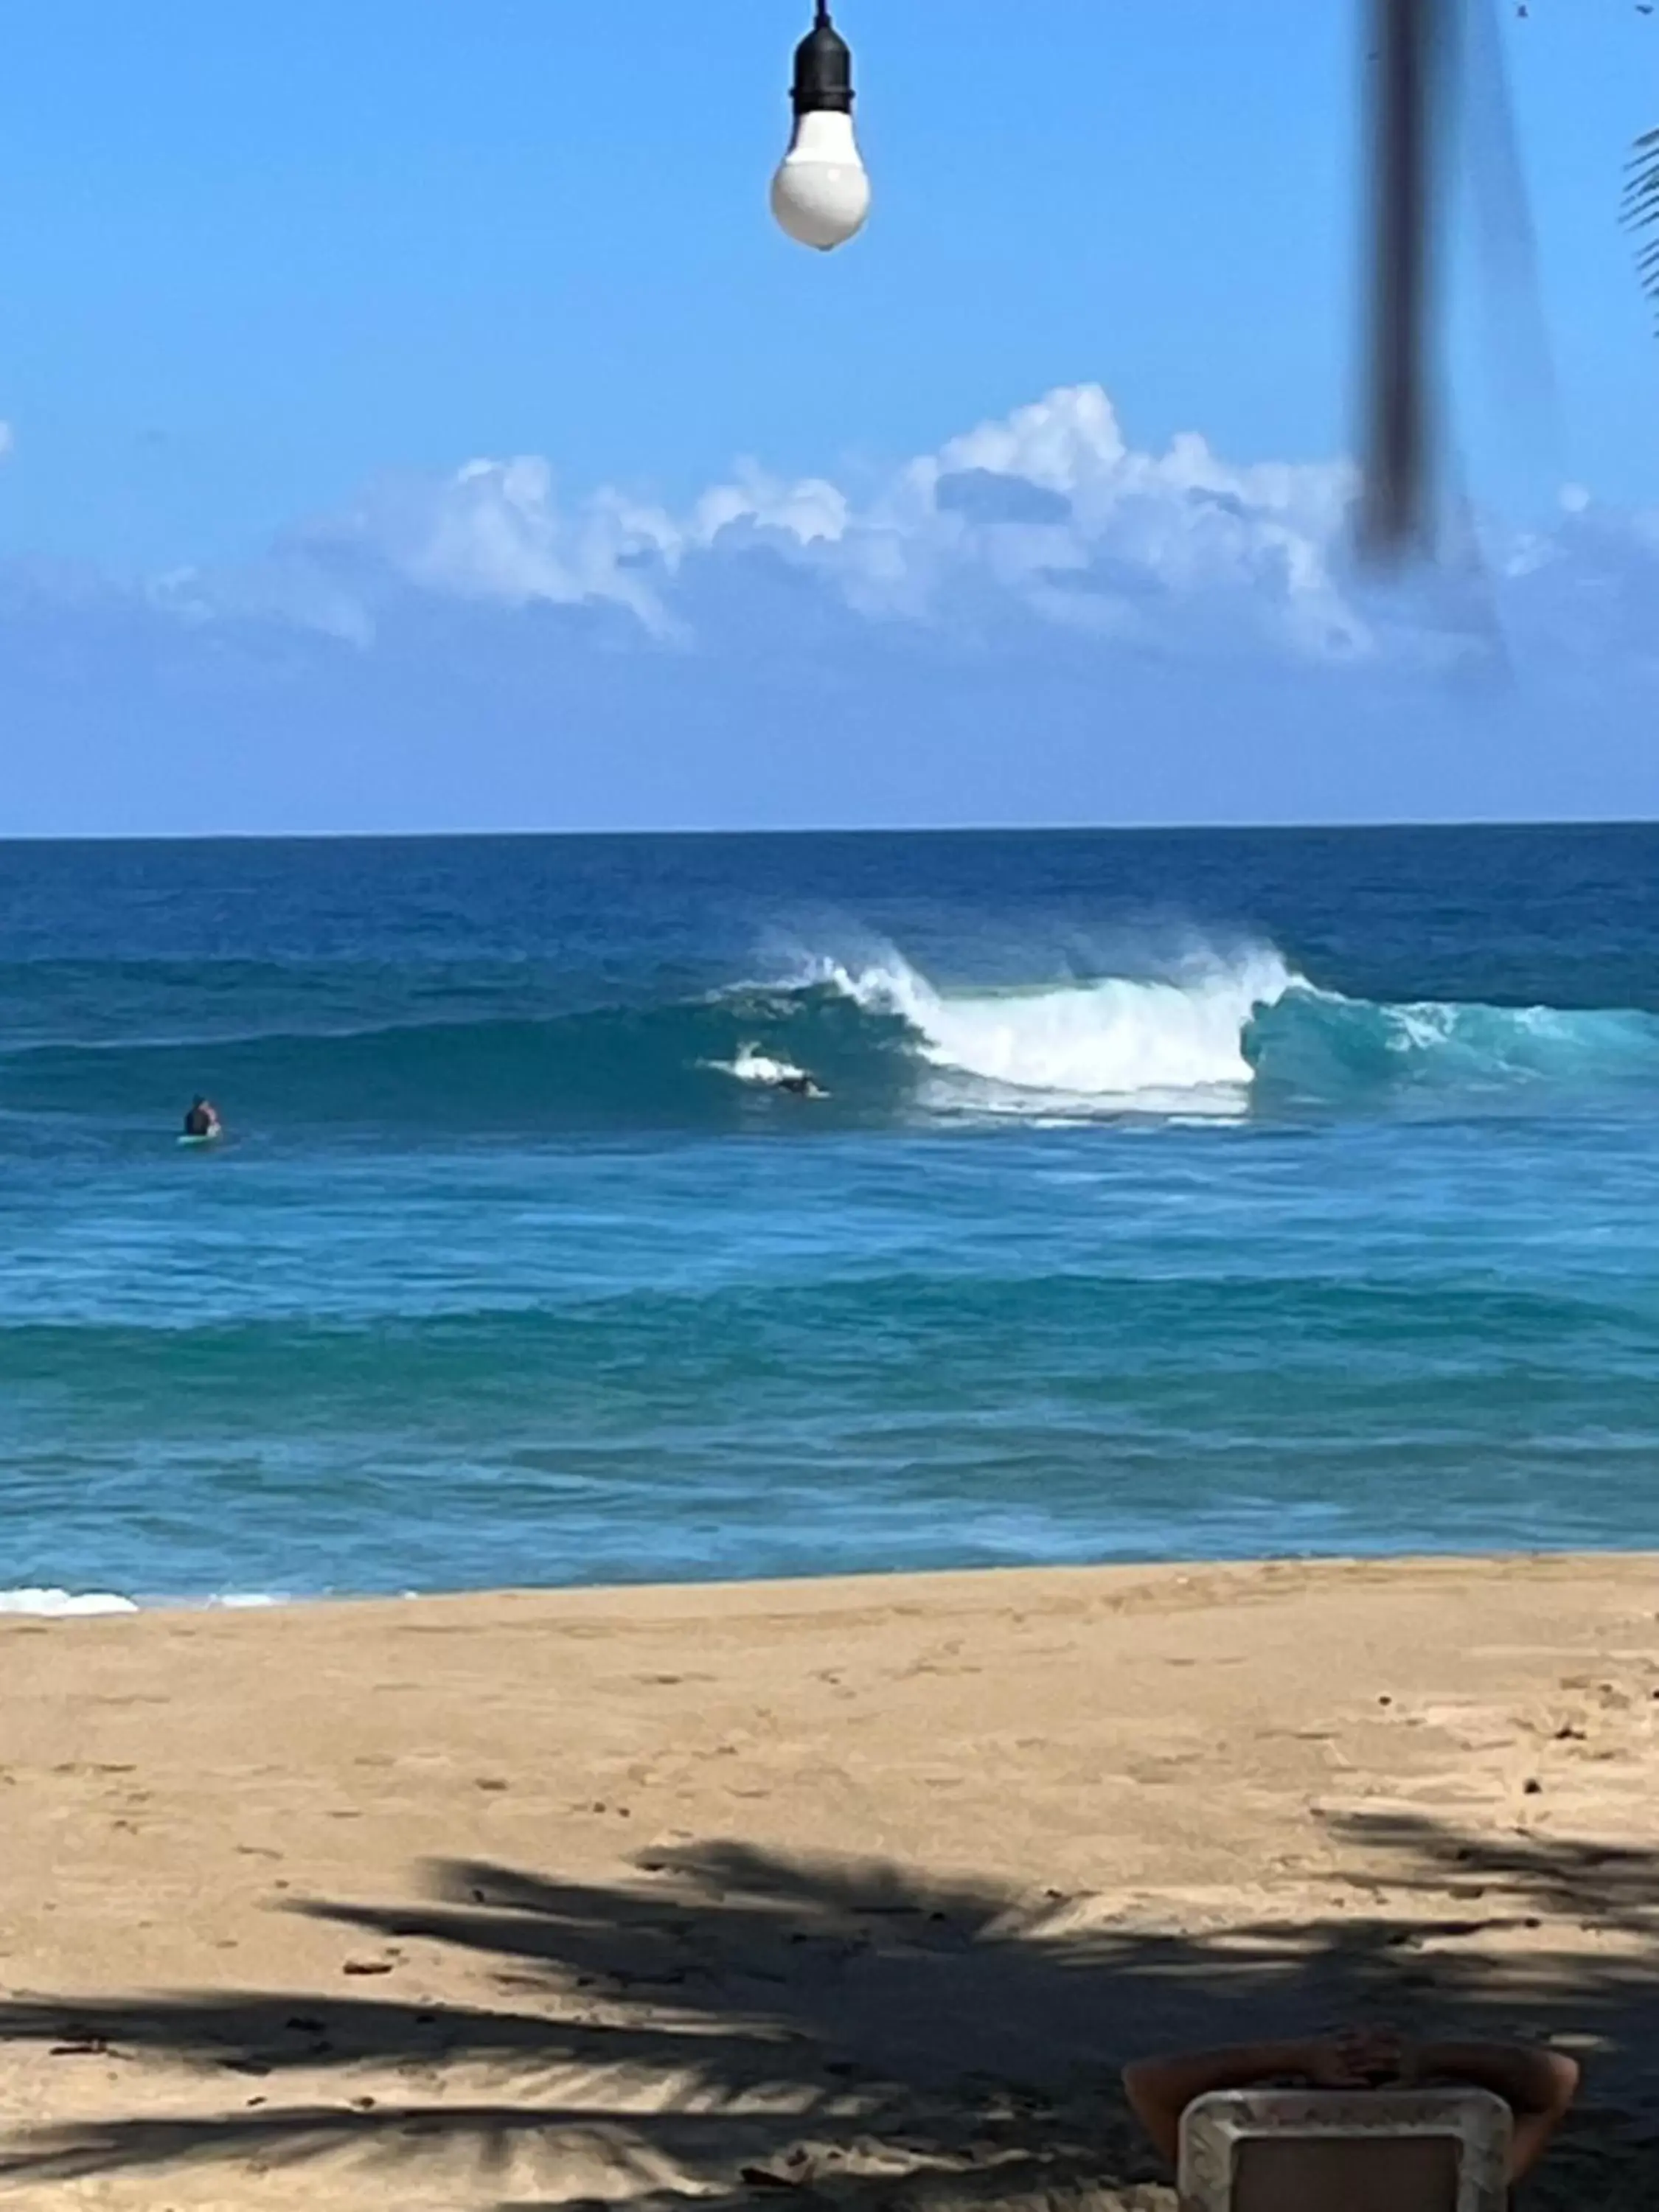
[182,1096,223,1141]
[728,1044,827,1099]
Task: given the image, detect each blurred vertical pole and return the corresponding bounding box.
[1360,0,1442,560]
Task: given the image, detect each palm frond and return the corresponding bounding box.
[1624,130,1659,314]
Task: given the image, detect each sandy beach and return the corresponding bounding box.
[4,1554,1658,2208]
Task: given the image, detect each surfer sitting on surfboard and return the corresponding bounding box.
[183,1096,223,1141]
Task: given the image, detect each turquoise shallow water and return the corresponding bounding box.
[4,827,1659,1607]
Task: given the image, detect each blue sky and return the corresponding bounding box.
[1,1,1657,833]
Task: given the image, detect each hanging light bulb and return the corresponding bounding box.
[771,2,870,251]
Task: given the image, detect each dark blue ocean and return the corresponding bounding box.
[4,827,1658,1612]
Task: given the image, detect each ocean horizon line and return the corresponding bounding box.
[4,814,1659,849]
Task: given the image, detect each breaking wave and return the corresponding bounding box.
[2,941,1655,1135]
[803,947,1293,1116]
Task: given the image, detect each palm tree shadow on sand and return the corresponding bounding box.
[2,1815,1658,2208]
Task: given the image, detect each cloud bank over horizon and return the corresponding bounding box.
[1,385,1655,835]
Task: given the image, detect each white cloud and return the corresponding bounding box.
[181,383,1391,669]
[253,381,1650,684]
[9,380,1659,711]
[0,421,14,460]
[4,379,1658,837]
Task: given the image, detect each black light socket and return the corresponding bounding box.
[791,5,855,118]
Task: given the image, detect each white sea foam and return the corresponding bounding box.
[805,943,1295,1107]
[0,1588,295,1618]
[0,1587,141,1617]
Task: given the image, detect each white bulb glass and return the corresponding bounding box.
[771,110,870,251]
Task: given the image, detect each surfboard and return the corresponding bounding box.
[178,1130,222,1148]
